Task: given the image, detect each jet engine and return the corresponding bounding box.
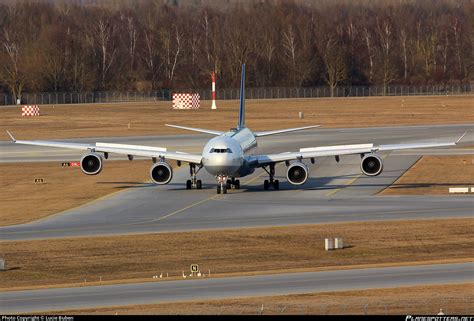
[150,162,173,185]
[286,162,309,185]
[360,153,383,176]
[80,153,103,175]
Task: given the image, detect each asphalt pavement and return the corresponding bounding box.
[1,262,472,314]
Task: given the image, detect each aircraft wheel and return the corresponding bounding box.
[264,180,269,190]
[226,180,232,189]
[235,179,240,189]
[186,180,192,190]
[217,185,221,194]
[196,180,202,190]
[274,179,279,190]
[222,185,227,194]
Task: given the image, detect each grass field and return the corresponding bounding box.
[380,155,474,195]
[1,95,473,140]
[0,160,154,226]
[50,283,473,315]
[1,218,472,290]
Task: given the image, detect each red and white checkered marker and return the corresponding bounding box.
[21,105,40,116]
[172,93,200,109]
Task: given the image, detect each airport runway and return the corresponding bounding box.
[1,262,472,314]
[0,124,473,241]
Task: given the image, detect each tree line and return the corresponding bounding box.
[0,0,472,100]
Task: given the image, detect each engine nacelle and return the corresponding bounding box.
[360,153,383,176]
[286,162,309,185]
[150,162,173,185]
[80,153,103,175]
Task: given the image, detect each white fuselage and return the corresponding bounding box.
[201,128,257,177]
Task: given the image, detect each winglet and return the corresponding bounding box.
[455,131,467,144]
[6,130,16,142]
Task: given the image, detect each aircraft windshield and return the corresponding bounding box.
[210,148,233,153]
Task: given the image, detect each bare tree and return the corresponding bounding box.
[399,28,409,82]
[160,24,182,86]
[142,23,160,90]
[451,17,464,84]
[125,14,138,72]
[1,29,25,101]
[363,26,376,84]
[87,18,117,90]
[0,0,471,95]
[321,36,347,97]
[282,19,314,87]
[376,16,397,94]
[317,24,347,97]
[345,19,358,84]
[282,25,297,87]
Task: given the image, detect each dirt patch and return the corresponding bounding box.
[49,283,474,315]
[0,160,158,226]
[1,218,472,290]
[1,96,473,140]
[380,155,474,195]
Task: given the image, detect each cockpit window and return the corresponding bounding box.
[209,148,233,153]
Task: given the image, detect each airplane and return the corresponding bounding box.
[6,64,467,194]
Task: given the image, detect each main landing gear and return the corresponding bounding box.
[186,163,202,190]
[216,175,240,194]
[262,163,279,190]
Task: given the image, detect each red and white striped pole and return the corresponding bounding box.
[211,71,217,110]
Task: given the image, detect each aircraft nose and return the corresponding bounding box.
[204,154,242,176]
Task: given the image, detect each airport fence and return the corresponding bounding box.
[1,84,472,106]
[162,295,472,315]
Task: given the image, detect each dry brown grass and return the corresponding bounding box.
[0,161,154,226]
[1,96,473,140]
[50,283,474,315]
[381,156,474,195]
[1,218,472,290]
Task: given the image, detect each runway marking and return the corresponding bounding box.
[325,154,389,197]
[325,174,362,197]
[136,165,282,224]
[10,166,275,232]
[148,194,219,223]
[0,165,286,237]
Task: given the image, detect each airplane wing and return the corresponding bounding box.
[254,125,321,137]
[6,131,202,164]
[250,132,466,166]
[165,124,224,136]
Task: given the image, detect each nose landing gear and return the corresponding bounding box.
[216,175,240,194]
[216,175,228,194]
[186,163,202,190]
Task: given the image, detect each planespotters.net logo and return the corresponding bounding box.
[406,316,474,321]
